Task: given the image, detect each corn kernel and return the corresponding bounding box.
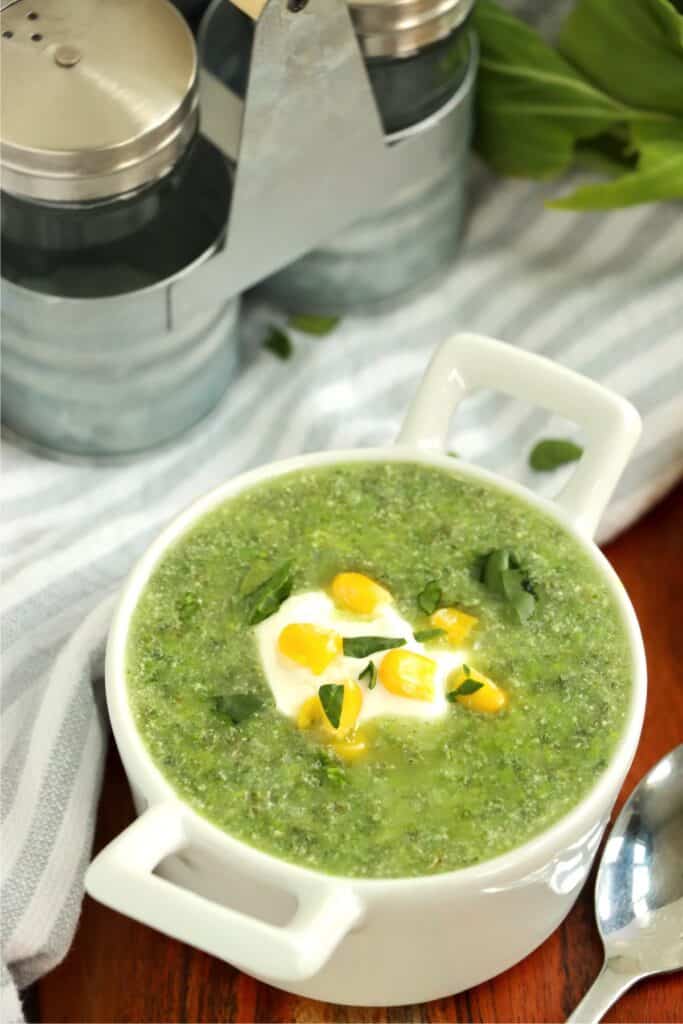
[331,572,391,615]
[296,680,364,738]
[278,623,342,674]
[331,729,370,762]
[448,667,507,714]
[430,607,478,644]
[379,649,436,701]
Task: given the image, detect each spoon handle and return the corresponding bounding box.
[567,960,640,1024]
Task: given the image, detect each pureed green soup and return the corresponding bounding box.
[127,462,632,878]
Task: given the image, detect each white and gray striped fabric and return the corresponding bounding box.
[3,163,683,1022]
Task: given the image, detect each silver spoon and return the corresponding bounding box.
[568,744,683,1023]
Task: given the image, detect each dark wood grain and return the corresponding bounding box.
[36,484,683,1024]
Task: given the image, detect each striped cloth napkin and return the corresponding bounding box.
[3,150,683,1024]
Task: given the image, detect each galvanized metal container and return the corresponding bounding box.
[260,32,477,315]
[0,0,240,459]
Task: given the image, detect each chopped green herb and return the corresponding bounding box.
[343,636,406,659]
[319,683,345,729]
[414,628,447,643]
[448,450,459,458]
[530,438,583,472]
[501,569,536,623]
[243,562,293,625]
[213,693,263,724]
[263,326,293,360]
[417,580,442,615]
[480,549,536,623]
[461,663,471,676]
[289,314,340,336]
[359,660,378,690]
[447,679,485,701]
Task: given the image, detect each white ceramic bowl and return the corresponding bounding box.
[86,333,646,1006]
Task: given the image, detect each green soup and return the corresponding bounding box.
[127,462,632,878]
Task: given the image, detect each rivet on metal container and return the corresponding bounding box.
[0,0,239,459]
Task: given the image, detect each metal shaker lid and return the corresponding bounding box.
[0,0,198,203]
[348,0,475,58]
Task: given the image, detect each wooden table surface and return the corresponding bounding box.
[35,485,683,1024]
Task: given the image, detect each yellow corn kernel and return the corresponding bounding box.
[330,572,391,615]
[430,607,478,644]
[278,623,342,675]
[448,667,507,714]
[379,649,436,701]
[331,729,370,762]
[296,680,364,738]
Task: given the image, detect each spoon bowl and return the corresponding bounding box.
[569,745,683,1022]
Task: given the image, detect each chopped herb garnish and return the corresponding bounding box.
[447,679,485,701]
[479,549,536,623]
[263,326,293,360]
[359,661,378,690]
[243,562,293,625]
[448,450,459,458]
[530,438,583,472]
[319,683,345,729]
[289,314,340,336]
[461,663,471,676]
[343,636,406,659]
[414,628,447,643]
[501,569,536,622]
[213,693,263,724]
[417,580,442,615]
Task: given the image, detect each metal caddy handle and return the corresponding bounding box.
[171,0,476,316]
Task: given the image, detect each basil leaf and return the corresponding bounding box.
[414,628,446,643]
[447,679,485,701]
[480,550,537,621]
[530,438,583,471]
[289,314,340,336]
[263,327,293,360]
[550,122,683,210]
[213,693,262,724]
[482,549,516,597]
[243,562,293,625]
[501,569,537,623]
[319,683,345,729]
[343,636,406,658]
[359,660,377,690]
[559,0,683,119]
[417,581,442,615]
[472,0,629,181]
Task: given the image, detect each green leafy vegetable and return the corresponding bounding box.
[359,660,378,690]
[480,549,537,623]
[417,581,442,615]
[289,314,340,336]
[447,679,485,701]
[472,0,630,180]
[243,562,293,625]
[213,693,263,724]
[263,326,293,360]
[530,438,584,471]
[473,0,683,209]
[319,683,345,729]
[414,628,447,643]
[343,636,406,658]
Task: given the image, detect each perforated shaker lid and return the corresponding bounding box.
[348,0,475,58]
[0,0,198,203]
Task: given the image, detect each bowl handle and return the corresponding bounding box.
[85,802,363,981]
[397,332,641,538]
